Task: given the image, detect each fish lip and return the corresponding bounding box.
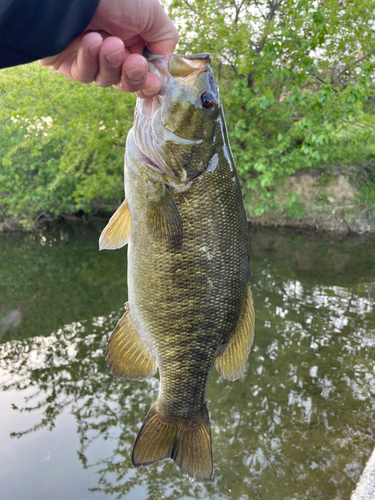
[143,48,211,70]
[143,47,166,61]
[162,124,203,146]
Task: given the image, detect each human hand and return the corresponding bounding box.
[39,0,178,97]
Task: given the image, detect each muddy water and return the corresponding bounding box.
[0,222,374,500]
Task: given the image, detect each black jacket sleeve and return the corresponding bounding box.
[0,0,100,69]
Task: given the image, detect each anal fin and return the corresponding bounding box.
[106,304,157,380]
[99,199,131,250]
[132,403,212,483]
[215,283,255,381]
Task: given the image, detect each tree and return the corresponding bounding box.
[169,0,375,213]
[0,64,135,228]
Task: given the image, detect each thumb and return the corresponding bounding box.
[141,4,178,55]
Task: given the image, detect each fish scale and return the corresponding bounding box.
[100,52,255,483]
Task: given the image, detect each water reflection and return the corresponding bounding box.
[0,224,374,499]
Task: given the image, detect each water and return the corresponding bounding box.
[0,222,374,500]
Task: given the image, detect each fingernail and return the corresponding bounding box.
[125,67,147,83]
[88,42,102,58]
[105,48,124,67]
[142,86,160,97]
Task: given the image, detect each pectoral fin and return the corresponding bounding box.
[147,185,183,247]
[99,199,131,250]
[106,304,157,380]
[215,283,255,381]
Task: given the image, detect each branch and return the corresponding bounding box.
[38,70,70,121]
[232,0,246,24]
[331,46,375,85]
[311,74,338,93]
[253,0,267,21]
[340,118,370,130]
[220,54,239,75]
[256,0,281,54]
[183,0,197,12]
[312,74,327,85]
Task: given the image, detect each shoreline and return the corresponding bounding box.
[246,173,375,234]
[1,212,374,235]
[1,213,375,238]
[1,173,374,235]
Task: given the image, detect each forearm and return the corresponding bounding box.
[0,0,99,69]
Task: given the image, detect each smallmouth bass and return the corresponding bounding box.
[100,52,255,483]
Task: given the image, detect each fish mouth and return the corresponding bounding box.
[134,94,202,181]
[144,49,211,80]
[133,51,210,182]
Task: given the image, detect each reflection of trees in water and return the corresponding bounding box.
[1,257,375,499]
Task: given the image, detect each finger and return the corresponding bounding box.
[38,31,109,73]
[134,72,162,98]
[38,35,83,70]
[142,4,179,55]
[95,37,126,87]
[128,39,147,56]
[113,53,149,93]
[70,32,103,83]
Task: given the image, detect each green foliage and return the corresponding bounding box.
[1,0,375,226]
[286,200,305,219]
[358,185,375,218]
[285,191,305,219]
[170,0,375,215]
[0,64,135,227]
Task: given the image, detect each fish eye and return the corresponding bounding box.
[201,91,215,109]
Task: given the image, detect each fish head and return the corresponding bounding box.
[133,52,221,185]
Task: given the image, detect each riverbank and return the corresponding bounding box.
[1,173,374,234]
[247,173,375,233]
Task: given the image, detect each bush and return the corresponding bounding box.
[0,64,135,227]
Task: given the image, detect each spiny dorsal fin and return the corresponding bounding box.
[105,304,157,380]
[132,403,212,483]
[147,185,183,247]
[215,283,255,381]
[99,199,131,251]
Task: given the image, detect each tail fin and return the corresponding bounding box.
[132,403,213,483]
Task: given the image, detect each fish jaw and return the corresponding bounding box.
[133,100,204,183]
[132,53,220,185]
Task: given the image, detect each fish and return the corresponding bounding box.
[99,52,255,483]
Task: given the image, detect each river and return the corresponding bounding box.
[0,222,374,500]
